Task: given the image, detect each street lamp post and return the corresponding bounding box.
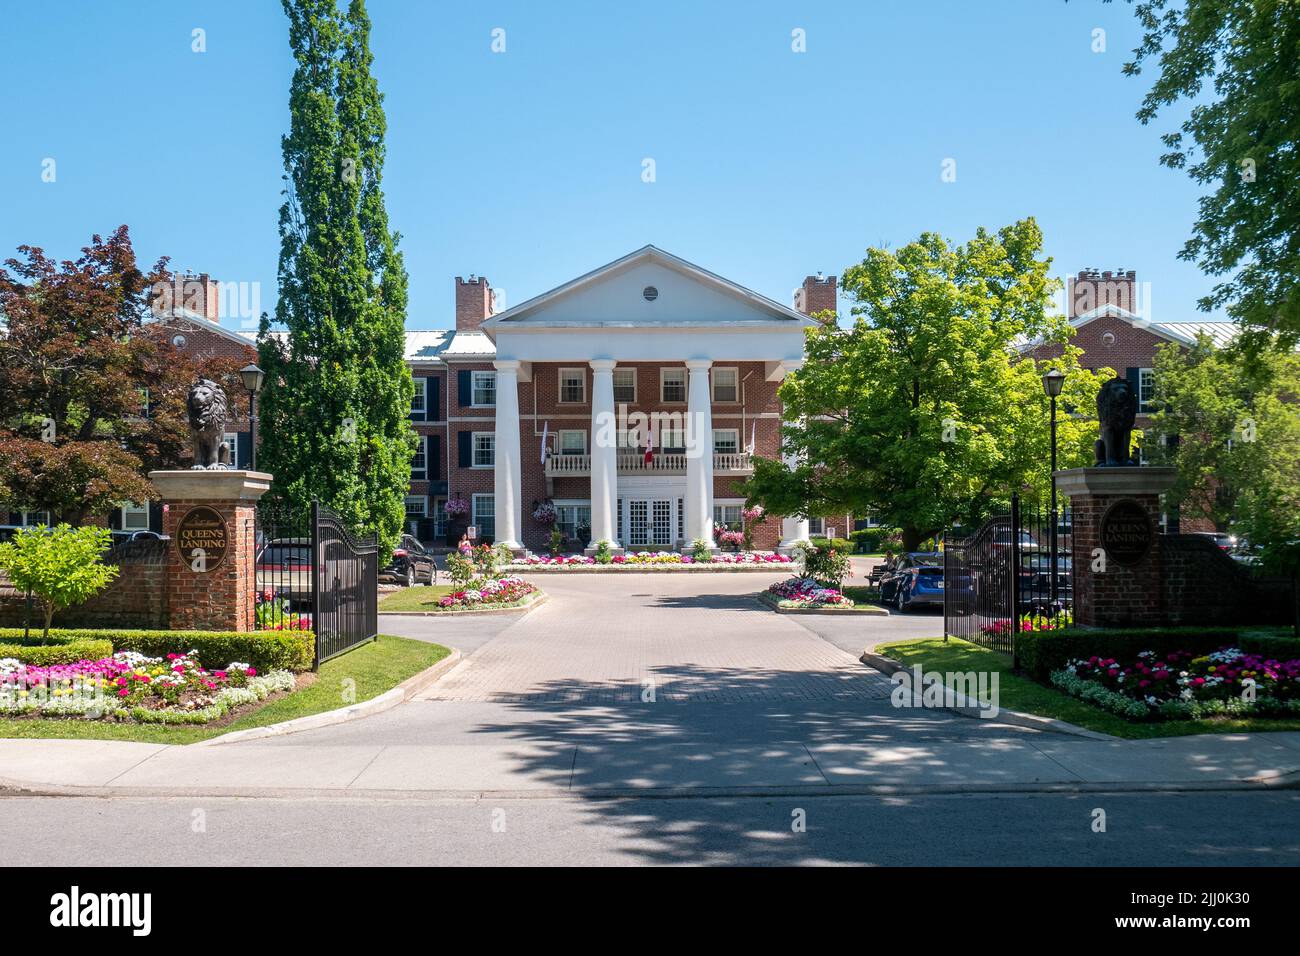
[1041,368,1066,610]
[239,364,265,471]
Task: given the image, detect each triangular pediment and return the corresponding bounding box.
[482,246,814,330]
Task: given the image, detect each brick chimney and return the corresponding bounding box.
[794,272,837,320]
[1068,267,1136,319]
[455,275,493,330]
[177,272,220,321]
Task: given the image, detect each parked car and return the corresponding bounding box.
[880,552,944,612]
[255,537,313,606]
[380,534,436,587]
[1190,530,1236,551]
[1019,552,1072,613]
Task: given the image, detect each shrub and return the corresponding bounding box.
[1017,626,1300,683]
[0,525,119,637]
[594,540,614,565]
[0,639,114,665]
[850,527,902,553]
[0,627,315,673]
[798,541,851,588]
[690,538,713,563]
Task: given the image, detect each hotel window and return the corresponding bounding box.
[17,510,51,527]
[471,371,497,407]
[559,430,587,455]
[411,435,427,480]
[1139,368,1156,413]
[712,367,739,403]
[613,368,637,403]
[472,494,495,541]
[404,496,427,519]
[410,378,427,420]
[661,368,686,403]
[222,433,238,468]
[119,502,150,532]
[472,433,495,468]
[807,517,825,537]
[661,424,686,453]
[713,502,743,531]
[713,429,740,455]
[559,368,586,404]
[555,502,591,541]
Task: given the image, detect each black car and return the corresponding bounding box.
[381,534,436,587]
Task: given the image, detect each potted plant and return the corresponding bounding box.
[443,496,469,546]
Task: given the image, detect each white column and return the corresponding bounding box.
[493,360,523,550]
[778,447,810,552]
[684,359,714,547]
[588,359,620,551]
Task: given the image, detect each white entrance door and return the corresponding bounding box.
[627,499,674,547]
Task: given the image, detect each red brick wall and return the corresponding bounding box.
[455,277,492,331]
[796,274,837,318]
[0,551,169,629]
[1070,492,1167,627]
[163,500,258,631]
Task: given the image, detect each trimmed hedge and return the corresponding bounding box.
[0,639,115,665]
[1018,626,1300,683]
[0,628,315,673]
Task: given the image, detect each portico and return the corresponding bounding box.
[479,245,816,555]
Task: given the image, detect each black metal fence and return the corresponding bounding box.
[943,494,1072,659]
[250,500,378,668]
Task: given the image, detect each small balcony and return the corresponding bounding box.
[545,451,754,478]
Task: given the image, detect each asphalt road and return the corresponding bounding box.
[5,790,1298,866]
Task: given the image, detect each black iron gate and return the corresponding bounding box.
[252,499,378,668]
[311,500,379,666]
[943,494,1072,660]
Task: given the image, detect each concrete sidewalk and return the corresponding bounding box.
[4,727,1299,798]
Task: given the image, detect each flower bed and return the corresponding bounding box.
[980,610,1073,638]
[765,577,855,609]
[513,551,793,568]
[436,575,538,611]
[1051,646,1300,721]
[0,651,296,724]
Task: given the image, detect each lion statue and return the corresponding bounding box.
[186,378,231,470]
[1094,377,1138,466]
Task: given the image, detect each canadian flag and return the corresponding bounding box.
[643,428,655,465]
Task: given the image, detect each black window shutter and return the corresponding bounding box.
[458,370,472,407]
[108,508,122,531]
[149,501,164,533]
[431,434,442,479]
[1124,367,1140,391]
[431,379,441,422]
[237,431,252,469]
[457,430,471,468]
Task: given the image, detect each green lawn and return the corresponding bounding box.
[875,637,1300,740]
[378,585,455,611]
[0,635,449,745]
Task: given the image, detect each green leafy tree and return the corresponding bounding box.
[1118,0,1300,345]
[258,0,414,552]
[0,525,118,637]
[1147,335,1278,531]
[745,220,1108,551]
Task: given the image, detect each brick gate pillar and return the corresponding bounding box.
[148,470,273,632]
[1055,466,1176,628]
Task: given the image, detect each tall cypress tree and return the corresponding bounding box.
[259,0,414,552]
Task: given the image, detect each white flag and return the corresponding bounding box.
[540,420,549,463]
[748,420,756,454]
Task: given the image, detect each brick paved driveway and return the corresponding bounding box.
[417,572,896,704]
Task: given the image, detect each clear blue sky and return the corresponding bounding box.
[0,0,1217,333]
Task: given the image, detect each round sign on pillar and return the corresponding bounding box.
[175,506,229,573]
[1099,499,1153,567]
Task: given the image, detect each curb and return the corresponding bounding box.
[4,771,1298,802]
[757,593,888,616]
[860,649,1117,740]
[192,647,463,747]
[379,590,548,618]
